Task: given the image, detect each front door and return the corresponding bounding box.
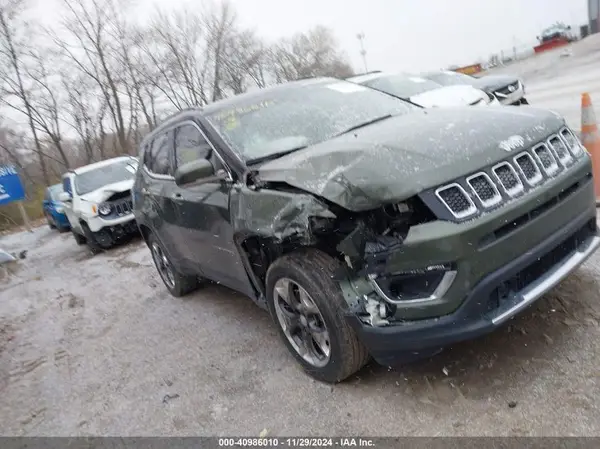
[171,122,255,297]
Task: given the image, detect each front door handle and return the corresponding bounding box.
[141,187,148,194]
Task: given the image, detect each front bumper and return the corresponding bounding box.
[87,213,136,233]
[347,198,599,367]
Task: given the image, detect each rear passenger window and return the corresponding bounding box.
[174,124,213,168]
[146,131,174,176]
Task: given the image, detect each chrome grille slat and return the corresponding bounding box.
[532,143,559,176]
[466,172,502,208]
[548,135,573,166]
[435,183,477,219]
[560,127,584,156]
[108,197,133,217]
[514,152,543,186]
[492,162,523,196]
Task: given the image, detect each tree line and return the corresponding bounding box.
[0,0,355,193]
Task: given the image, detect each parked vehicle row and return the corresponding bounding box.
[44,75,599,384]
[43,157,140,254]
[346,72,500,107]
[421,70,528,105]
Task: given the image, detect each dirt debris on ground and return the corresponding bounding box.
[0,216,599,436]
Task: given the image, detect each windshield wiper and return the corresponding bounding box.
[247,146,308,165]
[334,114,395,137]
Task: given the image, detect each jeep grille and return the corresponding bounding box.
[434,126,586,220]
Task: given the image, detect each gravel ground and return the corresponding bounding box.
[2,36,600,437]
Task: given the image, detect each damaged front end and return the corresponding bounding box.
[234,172,442,328]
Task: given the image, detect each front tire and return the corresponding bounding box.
[148,232,198,297]
[520,98,529,105]
[266,249,370,383]
[72,230,86,245]
[79,222,103,254]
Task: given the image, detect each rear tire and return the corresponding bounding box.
[148,232,198,297]
[266,248,370,384]
[46,213,56,230]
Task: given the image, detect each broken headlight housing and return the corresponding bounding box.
[367,263,457,305]
[98,202,112,216]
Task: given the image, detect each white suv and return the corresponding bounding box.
[59,156,139,253]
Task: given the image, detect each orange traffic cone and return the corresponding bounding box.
[581,93,600,206]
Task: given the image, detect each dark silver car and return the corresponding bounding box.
[422,70,528,106]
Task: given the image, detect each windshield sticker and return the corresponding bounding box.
[224,115,239,130]
[325,83,368,93]
[214,100,274,121]
[409,77,428,83]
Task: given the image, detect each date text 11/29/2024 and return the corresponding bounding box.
[218,438,376,447]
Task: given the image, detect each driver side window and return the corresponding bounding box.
[174,124,223,172]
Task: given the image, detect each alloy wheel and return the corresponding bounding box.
[273,277,331,367]
[151,242,175,289]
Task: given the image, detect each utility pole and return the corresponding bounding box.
[512,35,518,61]
[356,32,368,72]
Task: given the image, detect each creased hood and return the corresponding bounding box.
[257,107,565,211]
[472,74,520,91]
[80,179,134,203]
[410,85,487,108]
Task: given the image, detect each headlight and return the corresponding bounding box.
[55,206,64,214]
[98,202,112,216]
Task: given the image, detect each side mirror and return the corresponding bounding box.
[175,159,218,186]
[58,191,71,202]
[567,25,571,30]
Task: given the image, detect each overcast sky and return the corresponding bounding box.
[157,0,587,72]
[36,0,588,73]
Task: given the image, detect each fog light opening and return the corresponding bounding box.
[368,264,457,305]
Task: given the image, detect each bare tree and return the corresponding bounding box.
[221,29,268,94]
[24,52,71,169]
[203,0,237,101]
[268,25,354,82]
[0,0,50,185]
[140,8,210,110]
[62,73,107,164]
[52,0,131,153]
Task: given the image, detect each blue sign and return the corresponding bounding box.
[0,165,25,206]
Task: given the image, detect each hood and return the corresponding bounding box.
[256,107,565,212]
[80,179,134,203]
[410,85,488,108]
[472,74,520,91]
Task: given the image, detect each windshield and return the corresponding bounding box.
[48,183,64,201]
[423,71,477,87]
[204,80,415,162]
[357,75,443,98]
[74,159,138,195]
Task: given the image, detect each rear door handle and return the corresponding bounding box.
[172,192,184,202]
[141,188,148,194]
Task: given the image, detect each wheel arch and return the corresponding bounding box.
[236,232,344,298]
